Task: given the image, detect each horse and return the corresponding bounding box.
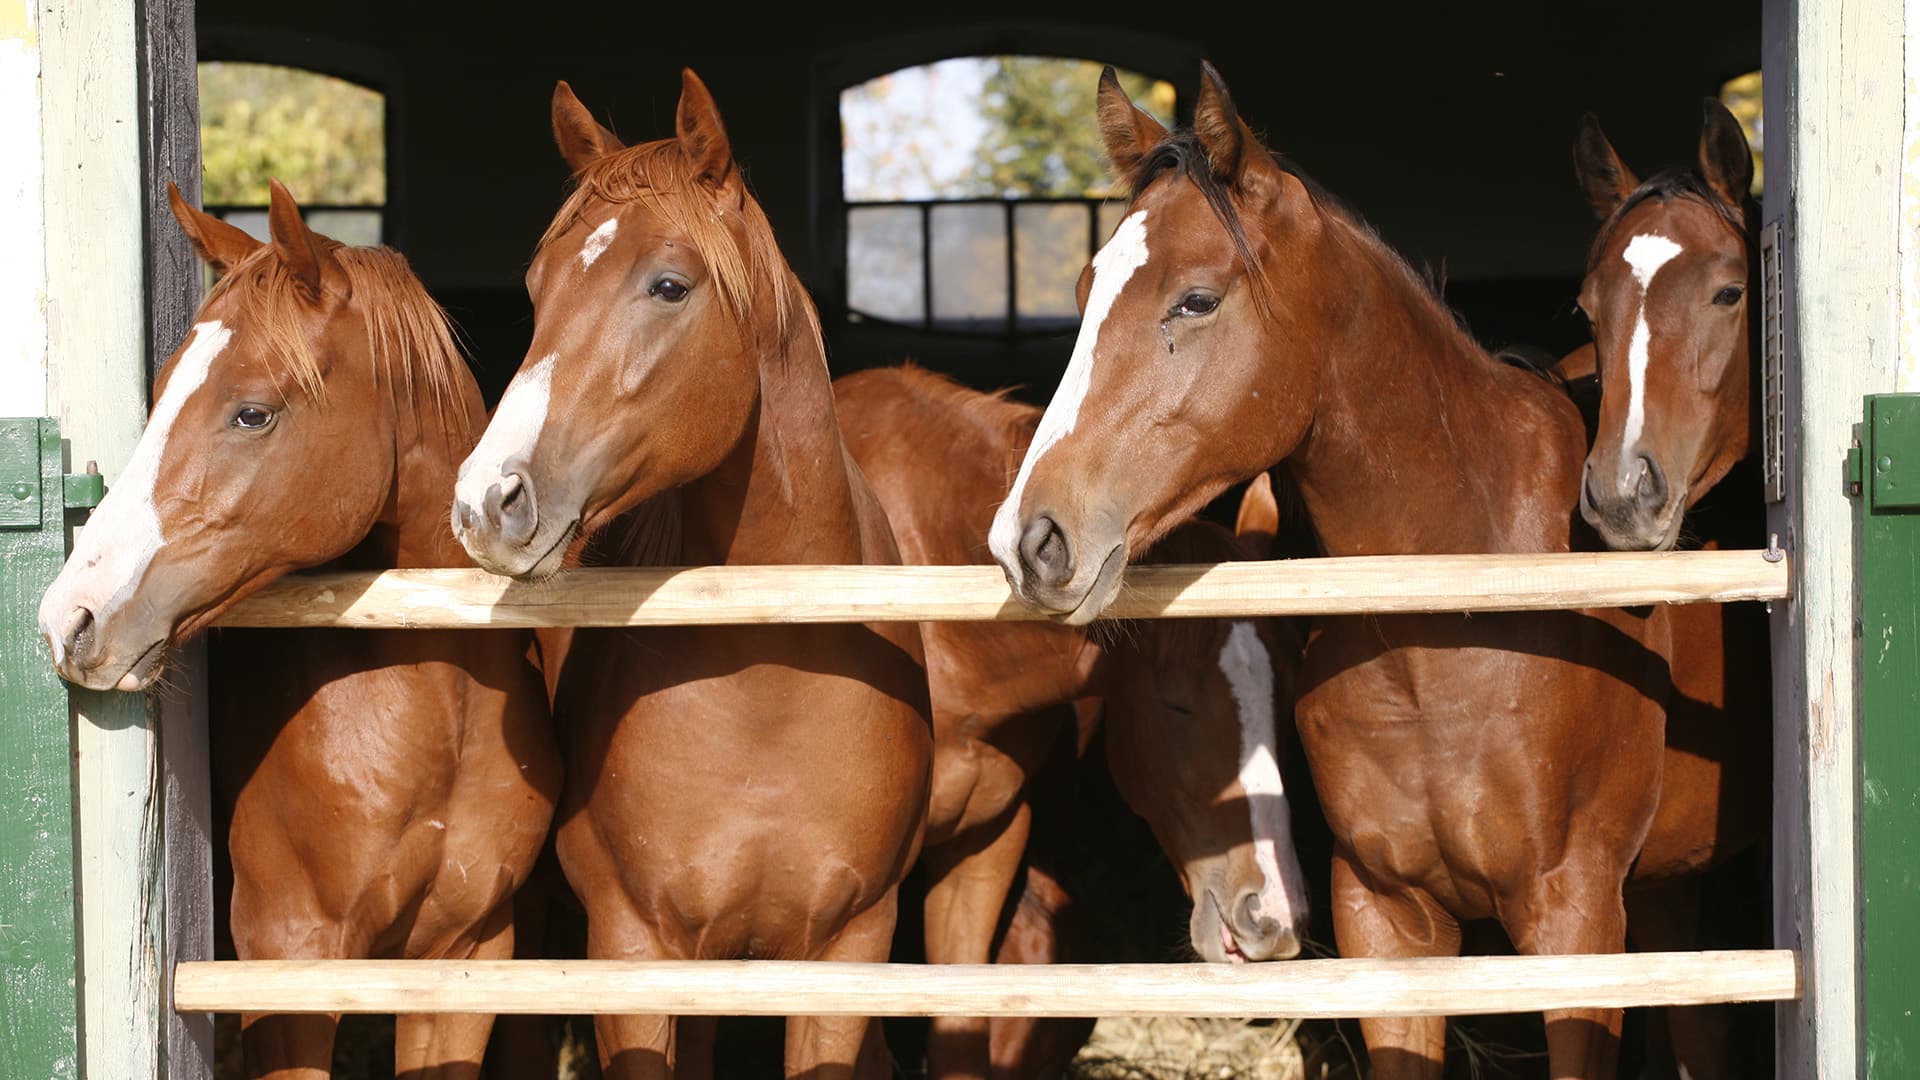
[448,71,933,1079]
[38,182,560,1079]
[986,63,1681,1079]
[1569,102,1773,1078]
[833,365,1308,1079]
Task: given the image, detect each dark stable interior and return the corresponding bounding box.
[192,4,1770,1077]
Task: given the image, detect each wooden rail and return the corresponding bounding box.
[173,951,1800,1018]
[214,549,1791,628]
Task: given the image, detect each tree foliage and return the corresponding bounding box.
[199,62,385,205]
[970,58,1174,199]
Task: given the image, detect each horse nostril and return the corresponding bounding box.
[59,606,96,666]
[1581,461,1604,511]
[1235,891,1278,939]
[499,472,524,512]
[1634,453,1668,512]
[484,471,538,548]
[1018,514,1073,588]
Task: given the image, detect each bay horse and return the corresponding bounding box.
[38,182,559,1079]
[834,365,1308,1079]
[988,63,1679,1078]
[450,72,932,1079]
[1570,102,1772,1078]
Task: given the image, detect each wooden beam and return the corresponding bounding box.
[38,2,164,1078]
[212,550,1791,629]
[173,951,1801,1019]
[134,1,212,1075]
[1769,0,1905,1076]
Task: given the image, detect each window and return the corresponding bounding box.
[841,57,1175,335]
[198,62,386,246]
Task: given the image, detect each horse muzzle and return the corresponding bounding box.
[1193,886,1303,964]
[452,461,573,581]
[1579,452,1685,551]
[994,510,1127,625]
[39,601,168,692]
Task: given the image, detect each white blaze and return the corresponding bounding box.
[988,210,1152,578]
[454,352,558,528]
[1218,620,1304,929]
[1621,232,1684,450]
[579,219,618,269]
[38,320,231,660]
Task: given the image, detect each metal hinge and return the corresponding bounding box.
[0,419,105,529]
[63,461,104,512]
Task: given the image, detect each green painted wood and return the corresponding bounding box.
[0,418,80,1080]
[1859,393,1920,1079]
[0,421,43,528]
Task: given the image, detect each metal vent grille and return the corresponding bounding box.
[1760,220,1787,503]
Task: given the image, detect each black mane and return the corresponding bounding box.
[1587,168,1754,271]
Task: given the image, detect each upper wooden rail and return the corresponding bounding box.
[212,550,1791,628]
[173,950,1800,1018]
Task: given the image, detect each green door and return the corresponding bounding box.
[0,418,100,1080]
[1856,394,1920,1078]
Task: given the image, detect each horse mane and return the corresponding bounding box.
[206,240,472,441]
[1586,168,1753,271]
[1126,128,1486,353]
[540,137,802,348]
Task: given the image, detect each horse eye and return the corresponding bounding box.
[649,278,690,304]
[1712,284,1745,307]
[1174,293,1219,317]
[232,406,274,431]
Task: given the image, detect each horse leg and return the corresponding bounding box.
[1329,853,1456,1080]
[240,1012,341,1080]
[677,1015,720,1078]
[587,909,679,1080]
[786,887,903,1080]
[1627,878,1726,1080]
[395,901,515,1080]
[1509,863,1630,1080]
[924,798,1033,1080]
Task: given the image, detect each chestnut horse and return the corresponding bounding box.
[1570,102,1771,1078]
[989,64,1680,1079]
[834,365,1308,1079]
[450,72,932,1079]
[38,183,559,1079]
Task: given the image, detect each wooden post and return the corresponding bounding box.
[39,1,165,1077]
[135,1,212,1075]
[1767,0,1906,1076]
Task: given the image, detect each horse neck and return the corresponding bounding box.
[678,285,869,566]
[1285,223,1585,556]
[340,371,487,572]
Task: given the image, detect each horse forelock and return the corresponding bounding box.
[1586,168,1753,273]
[540,138,799,348]
[205,242,473,443]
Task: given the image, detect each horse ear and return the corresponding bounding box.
[1699,97,1755,207]
[675,68,741,203]
[267,179,329,299]
[1573,113,1639,219]
[1233,471,1280,557]
[1194,61,1256,184]
[552,80,624,173]
[167,181,261,274]
[1097,65,1165,181]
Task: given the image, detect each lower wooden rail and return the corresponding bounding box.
[213,549,1792,628]
[173,950,1799,1018]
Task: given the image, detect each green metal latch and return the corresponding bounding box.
[0,419,105,529]
[1866,395,1920,511]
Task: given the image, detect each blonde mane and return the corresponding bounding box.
[206,240,473,441]
[539,136,803,348]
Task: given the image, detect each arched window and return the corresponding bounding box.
[197,62,386,245]
[840,57,1174,335]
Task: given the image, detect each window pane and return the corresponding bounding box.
[930,204,1007,330]
[1097,200,1131,246]
[198,62,385,206]
[306,210,383,247]
[1718,70,1764,196]
[842,57,1175,200]
[848,206,926,324]
[1015,203,1089,329]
